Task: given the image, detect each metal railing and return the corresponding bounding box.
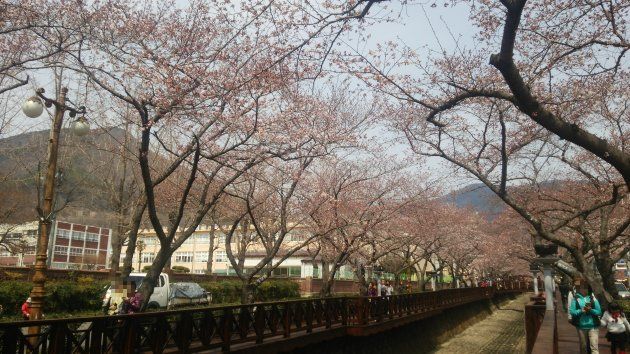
[0,282,528,353]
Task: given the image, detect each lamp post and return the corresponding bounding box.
[529,263,540,294]
[22,87,89,323]
[136,239,145,272]
[374,265,384,296]
[533,239,559,311]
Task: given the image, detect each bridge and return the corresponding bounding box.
[0,284,527,353]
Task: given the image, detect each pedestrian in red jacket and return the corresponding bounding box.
[21,297,31,320]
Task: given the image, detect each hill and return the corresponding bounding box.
[444,183,506,218]
[0,126,137,225]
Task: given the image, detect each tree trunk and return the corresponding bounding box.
[109,121,131,280]
[353,266,368,296]
[582,267,611,307]
[320,261,341,297]
[164,256,172,275]
[595,252,619,300]
[417,262,427,291]
[137,247,171,310]
[240,281,255,304]
[121,237,136,278]
[206,223,216,274]
[108,224,123,278]
[121,202,146,278]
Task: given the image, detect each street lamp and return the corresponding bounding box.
[529,263,540,294]
[22,87,89,322]
[533,236,559,311]
[374,265,384,295]
[136,240,146,272]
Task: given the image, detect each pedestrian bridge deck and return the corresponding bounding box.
[0,284,527,353]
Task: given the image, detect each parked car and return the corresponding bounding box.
[102,273,211,312]
[615,282,630,299]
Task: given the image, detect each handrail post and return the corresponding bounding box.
[221,308,232,352]
[254,305,266,344]
[121,318,137,354]
[90,319,105,354]
[356,297,368,326]
[1,326,19,354]
[283,304,292,337]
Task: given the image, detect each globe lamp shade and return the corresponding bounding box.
[22,97,44,118]
[72,117,90,136]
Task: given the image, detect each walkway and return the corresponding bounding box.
[431,294,528,354]
[556,308,611,354]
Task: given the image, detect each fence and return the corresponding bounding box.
[0,283,528,353]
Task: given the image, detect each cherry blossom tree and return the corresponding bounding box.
[333,0,628,301]
[306,156,418,297]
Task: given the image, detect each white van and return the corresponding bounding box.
[102,273,210,311]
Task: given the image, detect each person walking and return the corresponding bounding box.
[21,297,31,320]
[368,282,377,297]
[559,280,571,312]
[386,281,393,296]
[600,302,630,354]
[570,281,602,354]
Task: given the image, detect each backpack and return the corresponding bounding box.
[570,294,600,327]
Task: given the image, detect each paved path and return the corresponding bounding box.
[431,294,528,354]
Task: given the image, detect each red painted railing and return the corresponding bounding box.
[0,283,528,353]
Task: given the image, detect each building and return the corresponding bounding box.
[48,221,112,270]
[123,225,356,280]
[0,220,112,270]
[0,221,38,266]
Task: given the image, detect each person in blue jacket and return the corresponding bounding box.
[570,281,602,354]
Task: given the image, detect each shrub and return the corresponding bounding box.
[199,280,242,304]
[46,280,109,312]
[0,280,108,317]
[142,265,152,272]
[2,271,25,281]
[0,281,32,315]
[199,279,300,304]
[619,299,630,316]
[77,276,95,284]
[171,266,190,274]
[255,280,300,301]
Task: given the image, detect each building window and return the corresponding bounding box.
[0,250,12,257]
[217,234,226,244]
[54,246,68,255]
[26,229,37,237]
[195,252,209,262]
[289,266,301,277]
[214,250,227,263]
[174,252,193,263]
[57,229,71,239]
[51,262,67,269]
[196,233,209,243]
[85,232,99,243]
[72,231,85,241]
[84,248,98,256]
[193,269,206,274]
[144,237,158,245]
[69,247,83,256]
[7,233,22,240]
[273,267,288,277]
[288,232,308,242]
[142,252,155,263]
